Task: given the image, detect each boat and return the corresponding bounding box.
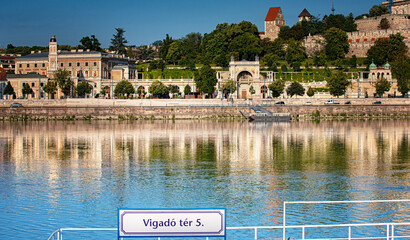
[239,106,291,122]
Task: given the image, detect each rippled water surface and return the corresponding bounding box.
[0,120,409,239]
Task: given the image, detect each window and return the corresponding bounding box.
[93,62,97,66]
[61,63,64,67]
[85,62,88,67]
[40,83,44,87]
[69,62,72,67]
[27,64,30,68]
[77,62,80,67]
[34,63,37,68]
[19,64,22,68]
[31,82,35,87]
[42,63,45,68]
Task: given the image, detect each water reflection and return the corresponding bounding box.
[0,120,409,239]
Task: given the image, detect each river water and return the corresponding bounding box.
[0,120,409,240]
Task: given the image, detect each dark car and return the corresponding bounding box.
[345,101,352,105]
[275,101,285,105]
[10,103,23,108]
[373,101,382,105]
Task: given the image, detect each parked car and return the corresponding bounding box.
[345,101,352,105]
[303,102,313,105]
[373,101,382,105]
[10,103,23,108]
[275,101,285,105]
[324,100,340,104]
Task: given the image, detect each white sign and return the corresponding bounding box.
[118,209,226,237]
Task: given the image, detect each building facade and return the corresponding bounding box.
[14,36,137,98]
[259,7,285,41]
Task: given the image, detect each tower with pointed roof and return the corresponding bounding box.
[260,7,285,41]
[298,8,312,22]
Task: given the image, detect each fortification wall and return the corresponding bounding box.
[356,14,410,31]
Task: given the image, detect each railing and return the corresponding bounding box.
[47,222,410,240]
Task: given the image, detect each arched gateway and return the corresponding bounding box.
[217,56,272,99]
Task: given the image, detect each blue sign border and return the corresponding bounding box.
[118,208,226,239]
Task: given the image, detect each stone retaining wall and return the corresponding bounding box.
[1,104,409,120]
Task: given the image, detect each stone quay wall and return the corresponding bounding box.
[1,99,409,119]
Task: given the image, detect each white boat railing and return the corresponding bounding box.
[47,200,410,240]
[47,222,410,240]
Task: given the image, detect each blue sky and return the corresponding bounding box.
[1,0,379,48]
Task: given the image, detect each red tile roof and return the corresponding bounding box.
[265,7,281,21]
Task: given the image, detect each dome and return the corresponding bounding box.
[384,61,390,69]
[369,59,377,69]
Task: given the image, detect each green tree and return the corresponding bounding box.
[194,65,217,97]
[350,55,357,68]
[327,71,350,97]
[307,87,315,97]
[375,78,391,97]
[184,84,191,96]
[110,28,128,55]
[213,54,229,67]
[159,34,174,60]
[22,83,33,98]
[136,86,146,99]
[76,81,93,98]
[286,81,305,97]
[168,85,180,97]
[378,18,390,30]
[221,80,237,95]
[391,58,410,96]
[3,81,15,96]
[55,68,73,98]
[166,41,182,65]
[42,80,57,99]
[268,79,285,98]
[367,33,408,65]
[285,39,307,64]
[369,4,389,17]
[249,85,256,95]
[313,51,327,67]
[80,35,102,51]
[114,80,134,98]
[323,27,349,60]
[136,45,155,61]
[149,80,169,98]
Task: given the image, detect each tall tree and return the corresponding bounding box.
[323,27,349,60]
[378,18,390,30]
[22,83,33,98]
[286,81,305,97]
[367,33,408,66]
[285,39,307,64]
[149,80,169,98]
[114,80,134,98]
[3,81,15,96]
[76,81,93,98]
[55,69,73,98]
[391,57,410,96]
[79,35,102,51]
[268,79,285,98]
[42,80,57,99]
[375,78,391,97]
[221,79,237,95]
[159,34,174,60]
[327,71,350,97]
[369,5,389,17]
[110,28,128,55]
[194,65,217,97]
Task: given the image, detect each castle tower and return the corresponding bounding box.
[47,35,58,76]
[298,8,312,22]
[261,7,285,41]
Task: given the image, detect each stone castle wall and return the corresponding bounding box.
[304,15,410,57]
[356,14,410,31]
